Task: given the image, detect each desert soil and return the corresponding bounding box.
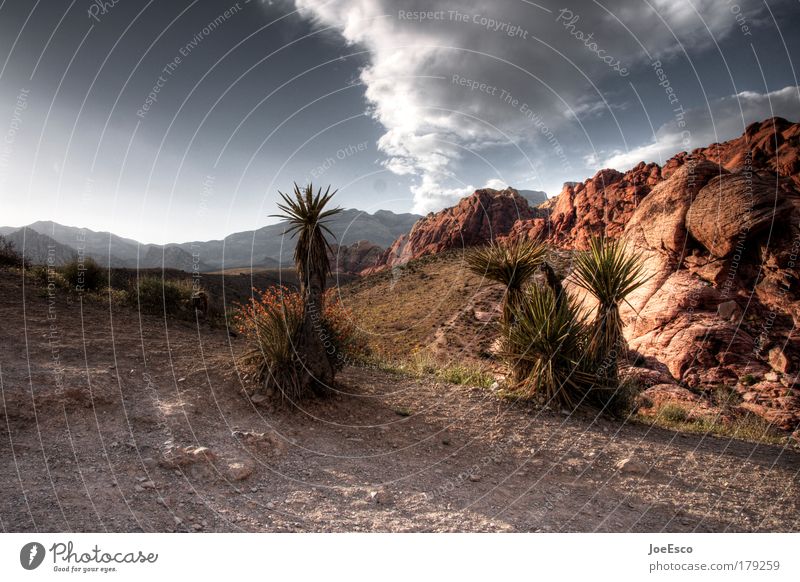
[1,269,798,532]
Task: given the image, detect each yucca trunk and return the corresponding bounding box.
[590,303,623,382]
[294,264,335,396]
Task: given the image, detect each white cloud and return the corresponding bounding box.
[294,0,780,212]
[484,178,507,190]
[601,85,800,170]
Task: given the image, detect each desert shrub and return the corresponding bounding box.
[28,264,69,290]
[658,403,690,423]
[235,286,369,399]
[322,293,371,367]
[739,374,757,386]
[502,285,606,409]
[61,257,106,292]
[436,363,494,387]
[133,276,195,315]
[103,286,130,307]
[0,235,25,267]
[713,385,743,410]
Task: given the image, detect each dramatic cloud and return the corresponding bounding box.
[601,85,800,170]
[294,0,776,211]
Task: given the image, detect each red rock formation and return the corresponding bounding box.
[514,117,800,249]
[364,188,538,273]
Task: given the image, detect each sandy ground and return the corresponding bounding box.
[1,269,798,532]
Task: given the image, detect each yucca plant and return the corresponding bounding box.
[570,237,648,377]
[502,285,599,409]
[465,238,546,323]
[271,183,342,397]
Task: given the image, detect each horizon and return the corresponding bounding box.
[0,204,426,247]
[1,1,799,243]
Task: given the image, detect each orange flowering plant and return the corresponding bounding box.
[235,286,370,386]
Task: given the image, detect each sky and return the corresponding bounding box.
[0,0,799,244]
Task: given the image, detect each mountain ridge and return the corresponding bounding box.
[1,208,420,272]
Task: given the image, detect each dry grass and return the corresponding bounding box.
[337,251,498,362]
[636,403,788,446]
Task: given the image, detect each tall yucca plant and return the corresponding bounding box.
[570,237,648,375]
[465,238,546,323]
[271,183,342,397]
[503,285,597,409]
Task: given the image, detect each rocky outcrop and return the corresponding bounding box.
[329,240,383,274]
[512,117,800,250]
[692,116,800,190]
[365,188,539,272]
[616,156,800,430]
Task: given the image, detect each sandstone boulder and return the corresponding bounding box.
[686,172,793,258]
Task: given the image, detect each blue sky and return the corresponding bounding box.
[0,0,799,243]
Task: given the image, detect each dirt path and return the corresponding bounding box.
[1,269,798,532]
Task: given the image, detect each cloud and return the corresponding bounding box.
[600,85,800,170]
[294,0,779,213]
[484,178,507,190]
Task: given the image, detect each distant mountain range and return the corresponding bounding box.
[517,190,547,206]
[0,209,421,272]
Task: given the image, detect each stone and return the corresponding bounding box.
[768,347,791,374]
[160,444,216,468]
[227,460,255,482]
[686,172,793,258]
[615,458,649,475]
[717,300,740,320]
[369,489,393,504]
